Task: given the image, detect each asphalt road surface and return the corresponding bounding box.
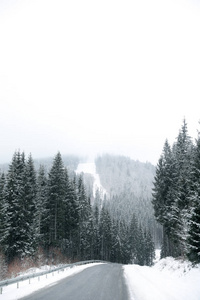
[20,263,129,300]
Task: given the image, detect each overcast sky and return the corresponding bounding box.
[0,0,200,165]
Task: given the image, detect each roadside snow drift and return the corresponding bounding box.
[124,257,200,300]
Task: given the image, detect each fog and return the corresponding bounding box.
[0,0,200,165]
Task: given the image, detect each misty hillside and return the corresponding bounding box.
[95,154,155,198]
[94,154,161,246]
[0,152,161,245]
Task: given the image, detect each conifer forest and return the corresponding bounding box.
[0,151,155,279]
[152,120,200,264]
[0,119,199,280]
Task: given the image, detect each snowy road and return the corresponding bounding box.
[20,263,129,300]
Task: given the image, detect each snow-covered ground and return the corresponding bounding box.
[1,255,200,300]
[76,162,107,198]
[124,257,200,300]
[0,263,102,300]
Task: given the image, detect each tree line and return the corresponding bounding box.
[0,151,155,278]
[152,119,200,264]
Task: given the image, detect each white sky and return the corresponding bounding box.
[0,0,200,165]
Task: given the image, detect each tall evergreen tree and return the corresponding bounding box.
[129,213,140,263]
[76,175,93,259]
[143,230,155,266]
[92,204,100,259]
[35,165,49,247]
[118,220,131,264]
[4,151,35,260]
[61,169,79,258]
[24,154,37,253]
[99,206,112,261]
[0,172,8,254]
[136,225,145,266]
[152,140,178,257]
[187,132,200,263]
[110,219,121,262]
[47,152,66,247]
[171,120,194,255]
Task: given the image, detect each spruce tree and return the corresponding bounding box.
[63,169,79,240]
[24,154,37,254]
[119,220,131,264]
[136,225,145,265]
[35,165,49,248]
[171,120,194,255]
[99,206,112,261]
[0,172,8,254]
[152,140,177,257]
[47,152,66,247]
[92,204,100,259]
[129,214,140,263]
[144,230,155,266]
[187,133,200,263]
[110,219,121,262]
[76,175,94,259]
[4,151,34,260]
[62,170,79,258]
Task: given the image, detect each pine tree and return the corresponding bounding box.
[35,165,49,248]
[62,170,79,258]
[24,154,37,254]
[0,172,9,254]
[171,119,194,255]
[144,230,155,266]
[129,214,139,263]
[99,206,112,261]
[76,175,93,259]
[187,133,200,263]
[119,220,131,264]
[4,151,34,260]
[110,219,121,262]
[92,204,100,259]
[47,152,66,247]
[63,169,79,240]
[136,225,145,266]
[152,140,177,257]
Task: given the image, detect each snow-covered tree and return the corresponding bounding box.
[24,154,38,253]
[171,119,194,255]
[143,230,155,266]
[129,213,140,263]
[152,140,178,257]
[187,132,200,263]
[99,205,112,261]
[152,120,198,260]
[3,151,36,261]
[47,152,66,247]
[76,175,93,259]
[0,172,8,254]
[62,169,79,258]
[35,165,49,247]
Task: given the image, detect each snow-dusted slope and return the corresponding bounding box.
[124,257,200,300]
[76,162,107,199]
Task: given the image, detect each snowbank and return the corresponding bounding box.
[0,263,102,300]
[124,257,200,300]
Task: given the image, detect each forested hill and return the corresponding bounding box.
[94,155,161,246]
[95,154,155,198]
